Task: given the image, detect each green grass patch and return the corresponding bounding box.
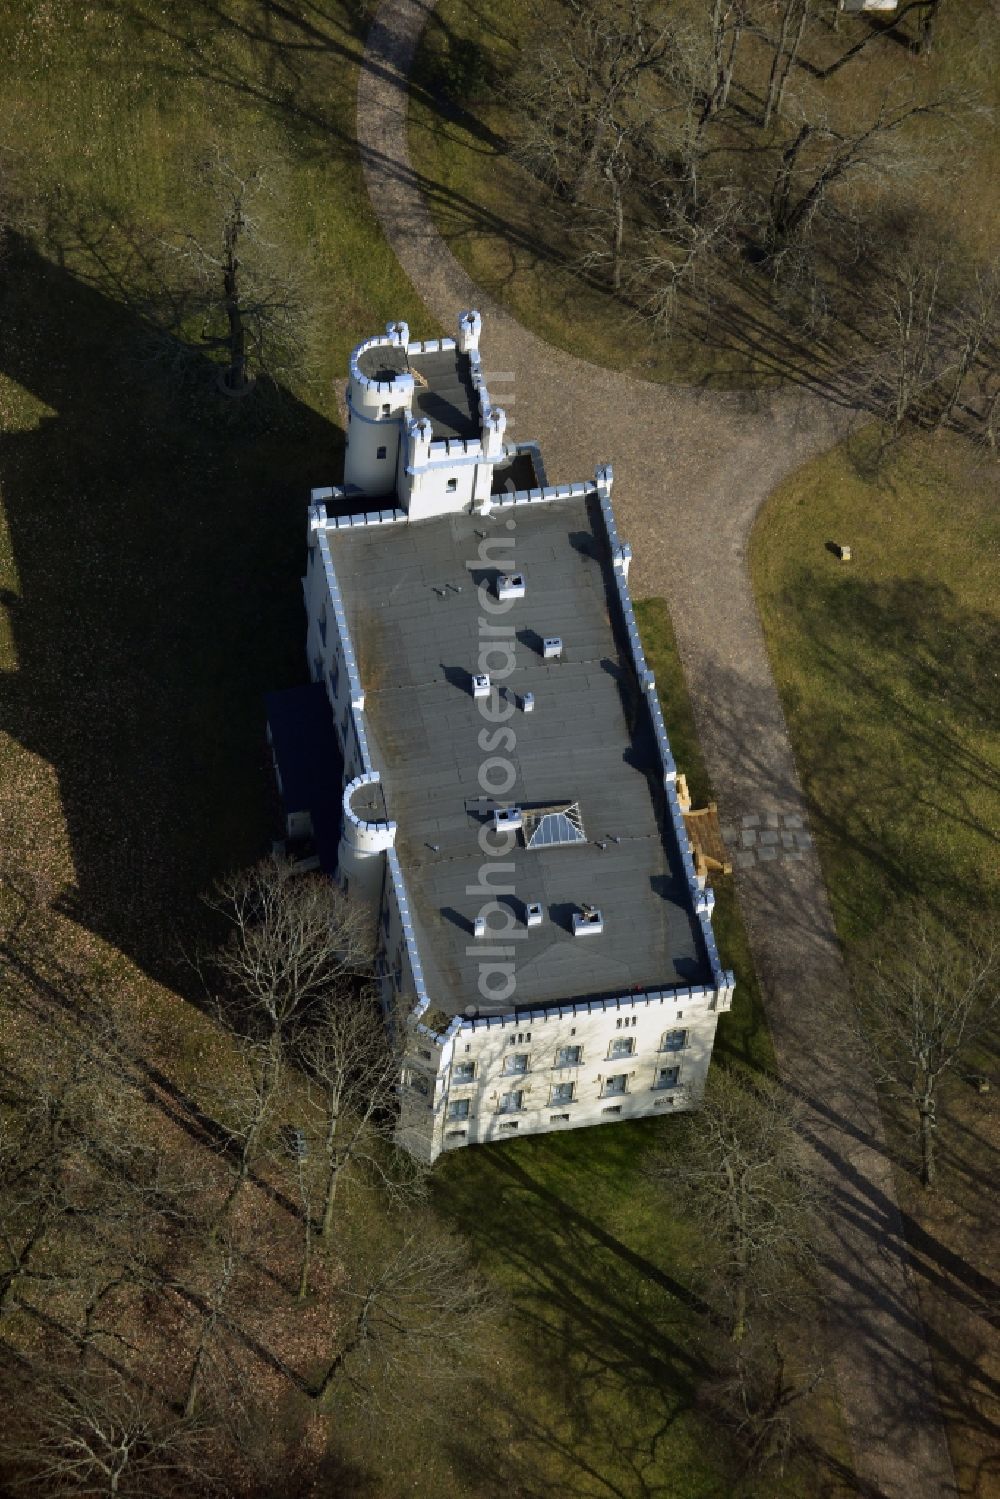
[749,430,999,945]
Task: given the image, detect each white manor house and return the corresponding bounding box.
[265,311,734,1165]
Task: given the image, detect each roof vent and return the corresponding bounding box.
[497,572,526,601]
[543,637,563,660]
[493,806,523,832]
[472,673,491,699]
[473,915,487,938]
[525,902,543,927]
[521,692,535,714]
[572,905,604,936]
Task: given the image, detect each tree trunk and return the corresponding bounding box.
[308,1296,373,1401]
[935,342,971,432]
[764,0,809,128]
[297,1161,312,1303]
[222,206,247,391]
[610,174,624,294]
[919,0,940,56]
[983,385,999,450]
[320,1097,342,1240]
[183,1338,208,1420]
[919,1093,937,1188]
[769,123,812,241]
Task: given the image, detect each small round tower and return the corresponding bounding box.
[337,771,397,908]
[344,321,414,495]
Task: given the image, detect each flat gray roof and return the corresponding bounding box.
[356,345,480,441]
[410,348,479,441]
[330,495,708,1018]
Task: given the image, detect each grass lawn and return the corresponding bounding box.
[750,429,1000,1495]
[409,0,1000,388]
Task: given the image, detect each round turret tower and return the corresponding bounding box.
[337,771,397,908]
[344,321,414,495]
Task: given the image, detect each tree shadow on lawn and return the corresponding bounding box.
[430,1130,731,1496]
[774,570,1000,934]
[0,233,341,986]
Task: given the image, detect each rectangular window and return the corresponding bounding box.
[655,1066,680,1090]
[446,477,457,492]
[329,662,340,700]
[446,1128,467,1140]
[447,1098,470,1121]
[381,403,390,416]
[497,1090,523,1114]
[550,1113,571,1122]
[604,1074,628,1096]
[312,656,323,684]
[503,1054,528,1076]
[602,1104,622,1116]
[499,1121,519,1132]
[661,1029,688,1052]
[452,1061,475,1084]
[318,612,327,646]
[654,1097,676,1109]
[555,1045,582,1068]
[377,444,387,460]
[609,1037,635,1059]
[550,1081,574,1106]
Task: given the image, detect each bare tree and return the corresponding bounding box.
[767,90,961,246]
[0,1049,119,1318]
[511,0,672,206]
[851,909,999,1188]
[708,1332,826,1477]
[307,1211,495,1408]
[934,256,1000,433]
[181,1240,240,1421]
[296,988,412,1246]
[629,187,745,335]
[762,0,813,130]
[205,856,373,1093]
[702,0,749,124]
[865,254,949,436]
[204,1035,283,1230]
[163,153,307,393]
[647,1068,825,1343]
[0,1363,220,1497]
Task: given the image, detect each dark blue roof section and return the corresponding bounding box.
[265,684,343,875]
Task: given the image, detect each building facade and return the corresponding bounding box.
[284,311,733,1164]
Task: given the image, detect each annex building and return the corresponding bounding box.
[268,311,733,1164]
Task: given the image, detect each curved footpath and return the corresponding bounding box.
[357,6,958,1494]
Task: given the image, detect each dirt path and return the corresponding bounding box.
[357,5,958,1494]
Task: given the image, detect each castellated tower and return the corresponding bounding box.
[343,319,414,495]
[336,771,396,909]
[343,310,500,516]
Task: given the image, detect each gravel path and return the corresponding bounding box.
[358,5,958,1494]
